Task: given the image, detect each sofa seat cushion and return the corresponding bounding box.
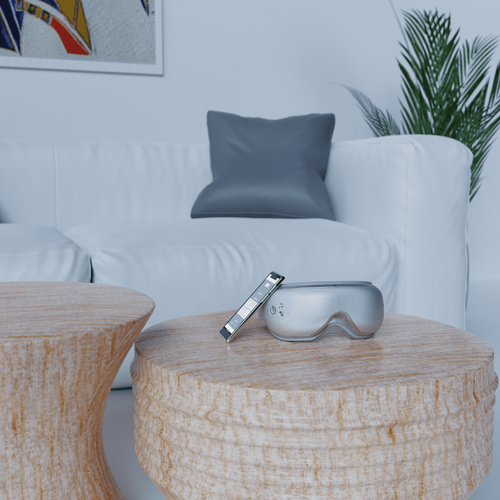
[0,223,91,282]
[66,218,396,388]
[66,218,397,323]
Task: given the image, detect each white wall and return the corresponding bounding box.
[1,0,499,497]
[1,1,499,281]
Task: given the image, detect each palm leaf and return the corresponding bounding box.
[344,8,500,201]
[339,84,401,136]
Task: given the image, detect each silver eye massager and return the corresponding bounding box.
[257,281,384,341]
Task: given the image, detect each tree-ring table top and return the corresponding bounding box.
[0,281,155,340]
[135,311,496,392]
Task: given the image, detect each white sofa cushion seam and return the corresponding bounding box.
[0,250,87,257]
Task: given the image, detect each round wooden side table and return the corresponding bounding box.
[132,311,497,500]
[0,282,155,500]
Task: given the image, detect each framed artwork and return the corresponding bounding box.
[0,0,163,75]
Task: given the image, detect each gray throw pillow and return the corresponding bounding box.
[191,111,335,220]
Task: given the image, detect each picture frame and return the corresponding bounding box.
[0,0,163,75]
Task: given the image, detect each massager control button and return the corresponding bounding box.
[270,305,276,315]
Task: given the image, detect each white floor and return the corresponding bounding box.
[103,389,164,500]
[103,278,500,499]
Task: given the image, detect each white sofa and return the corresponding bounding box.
[0,135,472,499]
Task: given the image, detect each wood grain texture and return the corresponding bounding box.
[132,311,497,500]
[0,282,155,500]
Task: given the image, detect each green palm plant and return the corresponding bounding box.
[346,9,500,201]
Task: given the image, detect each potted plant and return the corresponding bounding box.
[345,8,500,201]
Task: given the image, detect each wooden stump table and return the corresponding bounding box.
[132,311,497,500]
[0,282,155,500]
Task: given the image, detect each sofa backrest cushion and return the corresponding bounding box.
[0,142,212,232]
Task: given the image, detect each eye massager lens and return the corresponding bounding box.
[258,282,384,341]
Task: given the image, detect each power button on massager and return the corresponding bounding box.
[270,305,276,315]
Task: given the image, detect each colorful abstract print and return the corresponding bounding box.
[0,0,149,56]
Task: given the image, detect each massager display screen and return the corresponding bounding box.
[219,272,284,343]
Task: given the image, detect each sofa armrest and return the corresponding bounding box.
[324,135,472,329]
